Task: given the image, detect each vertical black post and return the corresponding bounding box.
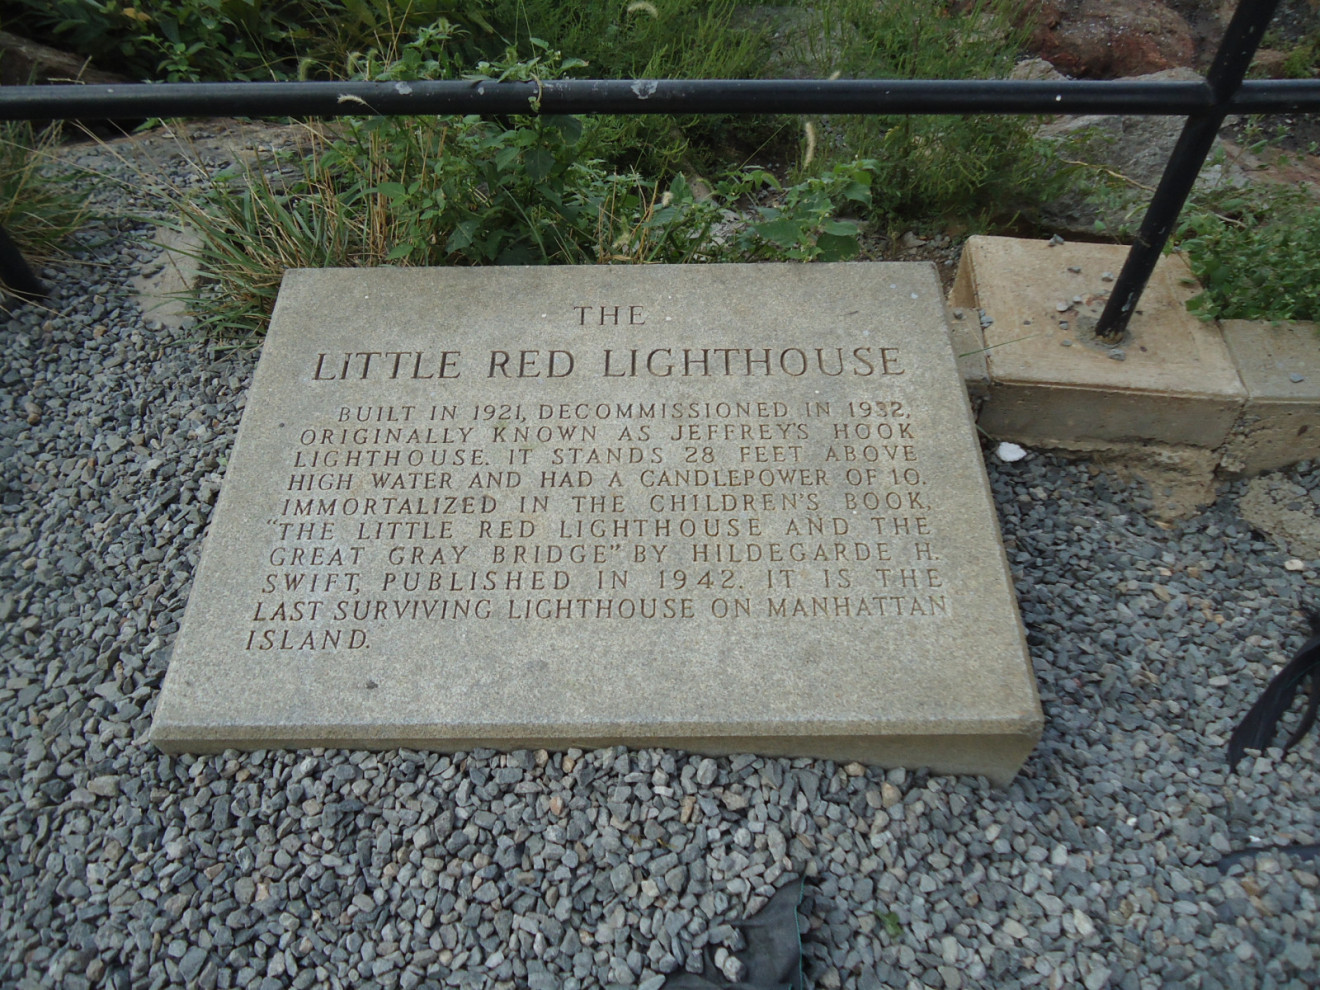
[1094,0,1281,342]
[0,223,46,301]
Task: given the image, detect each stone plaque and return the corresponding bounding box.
[152,264,1041,783]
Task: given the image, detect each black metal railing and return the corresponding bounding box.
[1,0,1317,341]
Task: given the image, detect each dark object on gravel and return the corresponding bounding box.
[0,223,46,300]
[1216,842,1320,873]
[1228,612,1320,769]
[662,880,804,989]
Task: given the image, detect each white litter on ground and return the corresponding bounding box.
[995,441,1028,463]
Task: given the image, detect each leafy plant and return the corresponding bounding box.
[485,0,783,175]
[1258,23,1320,79]
[793,0,1059,224]
[715,161,871,263]
[0,0,497,81]
[1,0,281,80]
[1280,34,1320,80]
[177,37,862,341]
[1174,180,1320,322]
[305,0,496,75]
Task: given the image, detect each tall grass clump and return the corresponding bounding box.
[796,0,1062,226]
[486,0,783,175]
[0,122,88,269]
[180,32,867,342]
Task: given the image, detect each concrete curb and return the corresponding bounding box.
[949,235,1320,485]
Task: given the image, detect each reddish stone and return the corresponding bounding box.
[1025,0,1197,78]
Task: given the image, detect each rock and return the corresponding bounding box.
[1239,475,1320,558]
[1010,57,1067,82]
[1027,0,1196,78]
[1250,48,1294,78]
[1034,69,1243,235]
[87,776,120,798]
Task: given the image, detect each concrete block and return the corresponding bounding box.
[151,263,1041,783]
[1220,320,1320,475]
[958,235,1245,448]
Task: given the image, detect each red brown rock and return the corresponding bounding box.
[1025,0,1197,78]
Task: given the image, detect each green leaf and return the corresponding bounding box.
[821,219,858,236]
[845,180,872,204]
[815,231,860,262]
[536,182,564,208]
[544,115,583,145]
[498,242,536,265]
[524,147,555,181]
[446,219,480,253]
[752,218,805,247]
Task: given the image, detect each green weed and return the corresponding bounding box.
[485,0,782,175]
[1258,23,1320,79]
[177,37,863,341]
[0,122,88,267]
[794,0,1058,225]
[0,0,497,81]
[1174,180,1320,322]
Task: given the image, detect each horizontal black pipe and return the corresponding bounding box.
[1225,79,1320,113]
[2,77,1283,120]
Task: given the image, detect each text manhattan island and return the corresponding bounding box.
[246,591,951,652]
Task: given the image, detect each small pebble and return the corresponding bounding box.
[1290,373,1306,383]
[1109,349,1126,361]
[995,442,1028,462]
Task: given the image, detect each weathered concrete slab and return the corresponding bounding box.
[944,264,991,414]
[129,226,201,329]
[1220,320,1320,476]
[961,236,1245,448]
[151,264,1041,783]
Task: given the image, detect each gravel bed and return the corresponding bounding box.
[2,136,1319,990]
